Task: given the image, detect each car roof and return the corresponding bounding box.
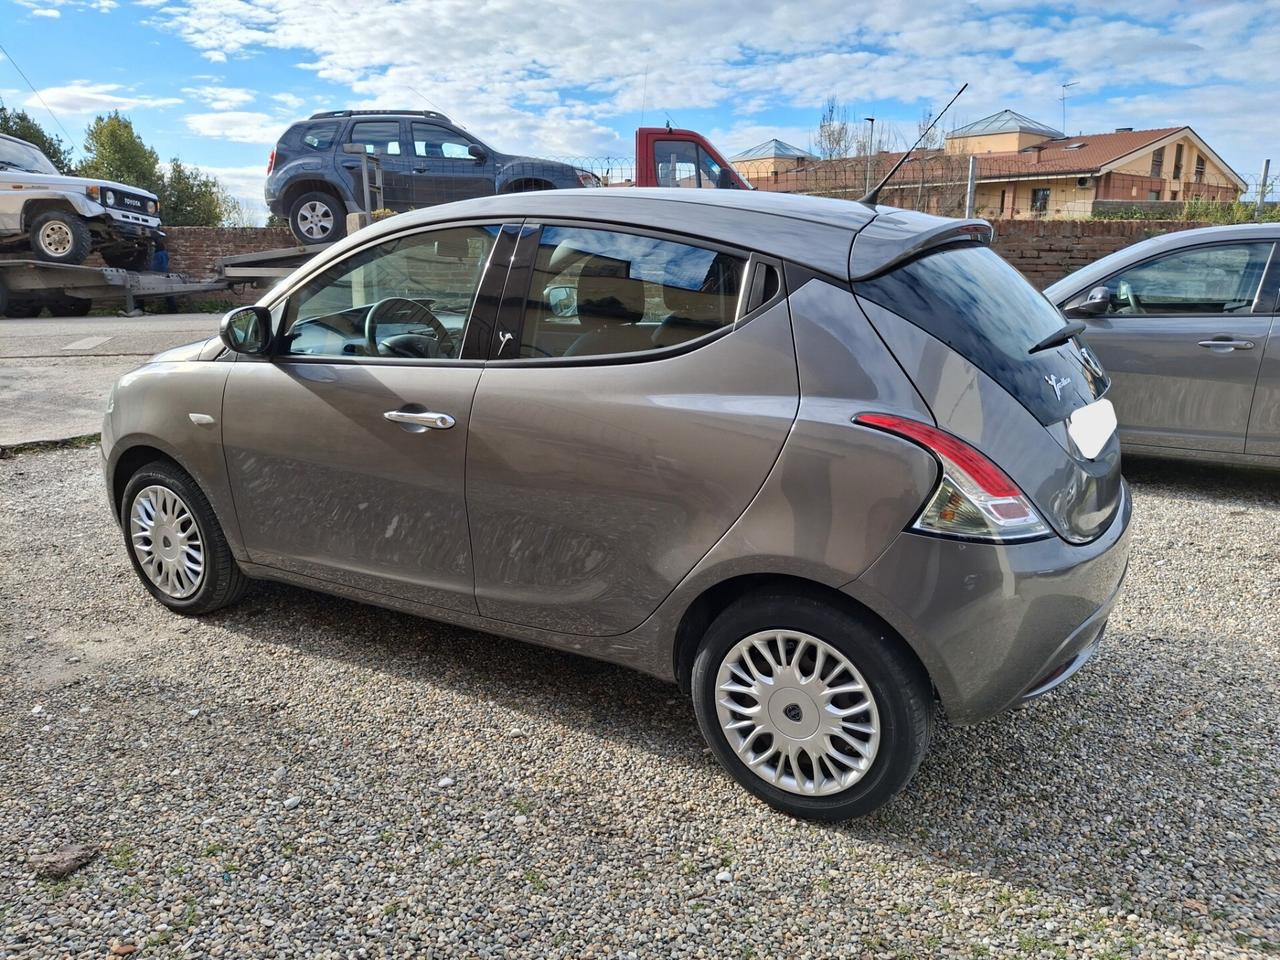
[308,189,985,281]
[1044,222,1280,302]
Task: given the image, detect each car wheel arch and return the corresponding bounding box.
[281,178,349,211]
[670,572,935,702]
[22,198,88,232]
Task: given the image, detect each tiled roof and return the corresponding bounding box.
[948,109,1064,140]
[973,127,1184,177]
[730,138,816,161]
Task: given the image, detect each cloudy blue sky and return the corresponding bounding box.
[3,0,1276,221]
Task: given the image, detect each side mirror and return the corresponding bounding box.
[467,143,488,164]
[219,305,272,355]
[546,285,576,318]
[1066,285,1112,318]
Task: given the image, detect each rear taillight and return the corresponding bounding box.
[854,413,1050,542]
[266,149,276,175]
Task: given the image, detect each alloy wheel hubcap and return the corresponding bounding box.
[39,222,73,256]
[129,485,204,599]
[297,201,334,240]
[715,629,880,797]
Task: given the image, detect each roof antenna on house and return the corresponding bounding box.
[859,82,967,207]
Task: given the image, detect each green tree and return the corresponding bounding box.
[0,102,73,172]
[76,111,161,193]
[159,159,224,226]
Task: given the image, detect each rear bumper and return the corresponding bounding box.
[845,480,1132,724]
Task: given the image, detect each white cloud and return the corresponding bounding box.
[137,0,1279,173]
[185,110,286,145]
[25,82,183,115]
[31,8,61,17]
[182,85,256,110]
[271,92,306,112]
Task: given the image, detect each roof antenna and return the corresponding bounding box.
[859,82,967,207]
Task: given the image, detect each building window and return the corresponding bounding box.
[998,189,1006,215]
[1030,188,1050,213]
[1173,144,1184,180]
[1195,157,1205,183]
[1148,190,1161,202]
[1150,147,1165,178]
[1170,191,1179,202]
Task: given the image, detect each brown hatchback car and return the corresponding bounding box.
[103,190,1131,819]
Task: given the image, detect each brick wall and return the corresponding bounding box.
[3,220,1216,303]
[989,219,1212,289]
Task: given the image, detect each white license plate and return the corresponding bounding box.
[1067,398,1117,460]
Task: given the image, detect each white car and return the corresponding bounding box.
[0,132,162,270]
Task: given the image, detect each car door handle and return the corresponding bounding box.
[1198,338,1255,351]
[412,167,428,174]
[383,409,456,429]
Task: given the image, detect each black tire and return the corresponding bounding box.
[120,460,250,615]
[49,296,93,317]
[691,591,933,821]
[288,190,347,245]
[4,298,42,318]
[29,209,93,264]
[102,243,153,272]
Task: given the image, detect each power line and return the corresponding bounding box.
[0,40,78,154]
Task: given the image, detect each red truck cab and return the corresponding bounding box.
[633,127,752,190]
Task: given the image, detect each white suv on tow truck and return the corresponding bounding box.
[0,132,162,270]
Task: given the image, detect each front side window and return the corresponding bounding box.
[283,225,499,359]
[513,226,746,360]
[652,139,735,188]
[412,123,475,160]
[349,121,402,156]
[1098,242,1273,316]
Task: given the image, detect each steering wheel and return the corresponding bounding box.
[1122,283,1144,315]
[364,297,455,358]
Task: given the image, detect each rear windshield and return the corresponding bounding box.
[854,244,1108,425]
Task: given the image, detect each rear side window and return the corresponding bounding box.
[512,226,746,360]
[855,244,1108,425]
[298,122,338,150]
[349,121,402,156]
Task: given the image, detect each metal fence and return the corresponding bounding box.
[363,152,1275,224]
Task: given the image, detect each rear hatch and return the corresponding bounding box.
[852,241,1122,543]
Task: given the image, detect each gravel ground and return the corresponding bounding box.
[1,447,1277,959]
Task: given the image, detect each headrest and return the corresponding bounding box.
[577,257,646,325]
[661,284,727,326]
[435,236,471,259]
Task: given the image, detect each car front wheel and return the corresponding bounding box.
[120,460,249,614]
[29,209,92,264]
[691,592,933,820]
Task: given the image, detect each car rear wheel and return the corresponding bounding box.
[121,461,249,615]
[288,191,347,245]
[30,210,93,264]
[691,592,933,820]
[4,298,43,318]
[48,296,93,317]
[102,243,153,272]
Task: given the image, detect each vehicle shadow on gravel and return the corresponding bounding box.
[1123,455,1280,505]
[212,575,1276,944]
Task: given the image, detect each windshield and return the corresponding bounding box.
[0,137,59,175]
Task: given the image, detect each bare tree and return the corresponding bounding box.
[814,96,855,160]
[916,108,946,150]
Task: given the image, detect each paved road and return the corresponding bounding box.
[0,313,221,448]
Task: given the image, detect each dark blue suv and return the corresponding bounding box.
[265,110,598,244]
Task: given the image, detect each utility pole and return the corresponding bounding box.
[965,155,978,218]
[1059,81,1078,134]
[865,117,875,194]
[1257,159,1271,220]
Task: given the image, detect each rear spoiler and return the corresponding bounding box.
[849,209,994,281]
